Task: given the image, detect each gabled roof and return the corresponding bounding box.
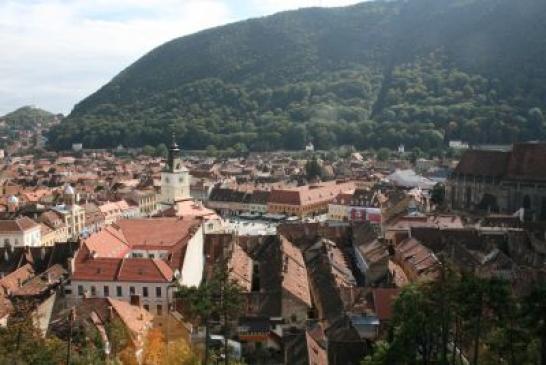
[117,258,173,282]
[107,297,154,338]
[454,143,546,181]
[115,218,199,249]
[0,263,35,294]
[453,150,509,177]
[72,254,173,283]
[0,217,39,233]
[228,242,253,292]
[280,237,312,307]
[269,182,355,206]
[506,142,546,180]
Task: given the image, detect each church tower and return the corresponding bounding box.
[160,134,190,206]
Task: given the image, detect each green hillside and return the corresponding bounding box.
[3,106,59,131]
[48,0,546,151]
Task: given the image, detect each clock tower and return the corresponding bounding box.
[160,134,190,206]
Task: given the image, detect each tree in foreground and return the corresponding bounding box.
[362,271,543,365]
[177,262,244,365]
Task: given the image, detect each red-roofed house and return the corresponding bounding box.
[268,181,355,217]
[69,217,205,315]
[0,217,41,248]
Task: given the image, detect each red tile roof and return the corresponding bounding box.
[453,150,509,177]
[372,288,400,321]
[269,182,355,206]
[117,258,173,282]
[73,251,172,283]
[280,237,312,307]
[115,218,199,249]
[0,264,35,294]
[454,143,546,181]
[506,143,546,180]
[73,218,199,283]
[0,217,39,233]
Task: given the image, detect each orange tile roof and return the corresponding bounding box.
[117,258,173,282]
[228,243,253,292]
[107,297,153,338]
[269,182,355,206]
[73,218,200,283]
[0,264,35,294]
[372,288,400,321]
[280,236,311,307]
[84,226,130,258]
[115,218,200,249]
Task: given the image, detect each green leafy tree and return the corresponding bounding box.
[155,143,168,158]
[305,157,322,181]
[431,183,446,206]
[177,263,244,365]
[376,148,390,161]
[142,145,156,156]
[523,283,546,365]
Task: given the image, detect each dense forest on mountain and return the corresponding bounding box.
[2,106,59,131]
[47,0,546,151]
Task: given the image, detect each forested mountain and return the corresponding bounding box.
[48,0,546,151]
[2,106,60,131]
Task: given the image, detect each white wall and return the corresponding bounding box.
[70,280,173,314]
[181,225,204,287]
[0,226,41,248]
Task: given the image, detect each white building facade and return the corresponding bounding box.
[160,137,190,208]
[0,217,41,248]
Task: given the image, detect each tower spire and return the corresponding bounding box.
[167,132,181,172]
[171,132,178,149]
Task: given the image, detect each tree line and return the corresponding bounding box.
[362,269,546,365]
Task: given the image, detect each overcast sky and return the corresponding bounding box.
[0,0,361,116]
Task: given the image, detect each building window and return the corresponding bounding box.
[143,287,149,298]
[149,253,155,259]
[143,304,150,311]
[116,286,123,297]
[103,286,109,297]
[130,286,135,295]
[157,305,163,316]
[156,287,162,298]
[90,286,96,296]
[78,285,84,296]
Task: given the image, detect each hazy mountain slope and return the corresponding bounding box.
[48,0,546,151]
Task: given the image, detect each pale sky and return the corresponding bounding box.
[0,0,362,115]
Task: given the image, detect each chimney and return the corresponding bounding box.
[108,306,114,320]
[130,294,141,307]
